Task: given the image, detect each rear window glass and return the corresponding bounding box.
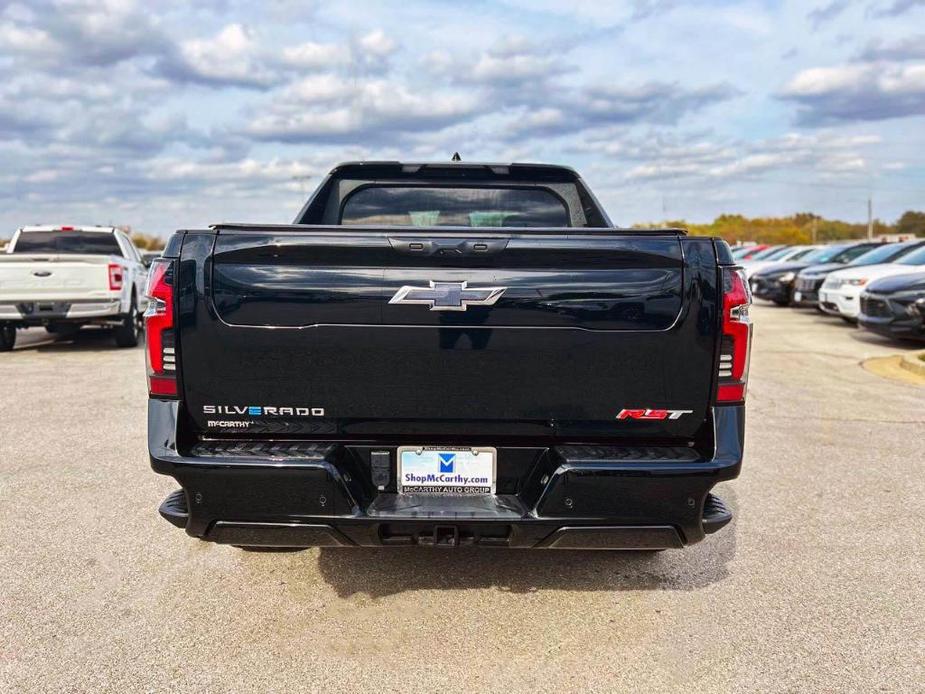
[833,244,877,263]
[762,247,792,260]
[13,231,121,255]
[848,243,914,266]
[806,245,849,263]
[800,247,834,262]
[340,186,570,227]
[898,246,925,266]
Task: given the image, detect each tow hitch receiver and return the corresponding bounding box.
[430,525,460,548]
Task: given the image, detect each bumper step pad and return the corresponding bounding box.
[702,493,733,534]
[555,445,701,463]
[158,489,189,529]
[366,493,527,519]
[538,526,684,550]
[188,441,333,460]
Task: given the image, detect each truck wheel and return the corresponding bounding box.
[0,325,16,352]
[113,296,140,348]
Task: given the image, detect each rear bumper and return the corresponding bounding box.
[793,280,822,306]
[793,291,819,306]
[859,314,925,341]
[149,401,744,549]
[0,298,121,323]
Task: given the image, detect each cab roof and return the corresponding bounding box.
[327,161,582,183]
[19,225,117,233]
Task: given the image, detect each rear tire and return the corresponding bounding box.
[113,295,140,348]
[0,324,16,351]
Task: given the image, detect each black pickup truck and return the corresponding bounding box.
[147,162,750,550]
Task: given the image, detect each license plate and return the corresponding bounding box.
[794,291,802,302]
[397,446,496,494]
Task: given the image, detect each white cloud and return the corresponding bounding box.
[246,76,480,141]
[781,61,925,123]
[358,29,396,57]
[470,51,560,83]
[856,34,925,61]
[609,131,884,183]
[281,41,350,68]
[0,22,56,53]
[165,23,279,88]
[145,156,316,185]
[430,35,570,88]
[0,0,169,67]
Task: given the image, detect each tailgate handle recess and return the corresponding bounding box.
[389,238,509,256]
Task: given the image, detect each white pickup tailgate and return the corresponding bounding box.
[0,254,119,301]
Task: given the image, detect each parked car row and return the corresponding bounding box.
[741,240,925,341]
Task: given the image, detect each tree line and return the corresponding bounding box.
[636,210,925,245]
[129,232,166,250]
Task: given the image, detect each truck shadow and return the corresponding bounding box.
[849,329,924,350]
[314,487,738,598]
[12,328,141,353]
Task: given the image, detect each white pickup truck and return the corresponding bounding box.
[0,226,148,350]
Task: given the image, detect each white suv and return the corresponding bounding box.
[819,241,925,320]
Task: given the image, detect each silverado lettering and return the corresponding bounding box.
[202,405,325,416]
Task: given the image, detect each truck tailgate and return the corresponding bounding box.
[0,254,114,299]
[177,228,720,440]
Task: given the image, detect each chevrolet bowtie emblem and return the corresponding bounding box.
[388,281,507,311]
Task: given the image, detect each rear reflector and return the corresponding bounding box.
[144,258,176,398]
[148,375,177,397]
[716,266,752,404]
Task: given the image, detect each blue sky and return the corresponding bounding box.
[1,0,924,236]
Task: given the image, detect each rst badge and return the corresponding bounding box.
[617,408,693,421]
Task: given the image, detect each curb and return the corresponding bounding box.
[899,351,925,378]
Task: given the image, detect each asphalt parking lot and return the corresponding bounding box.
[1,304,923,693]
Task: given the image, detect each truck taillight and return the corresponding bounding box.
[108,263,123,290]
[717,266,752,404]
[144,258,176,397]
